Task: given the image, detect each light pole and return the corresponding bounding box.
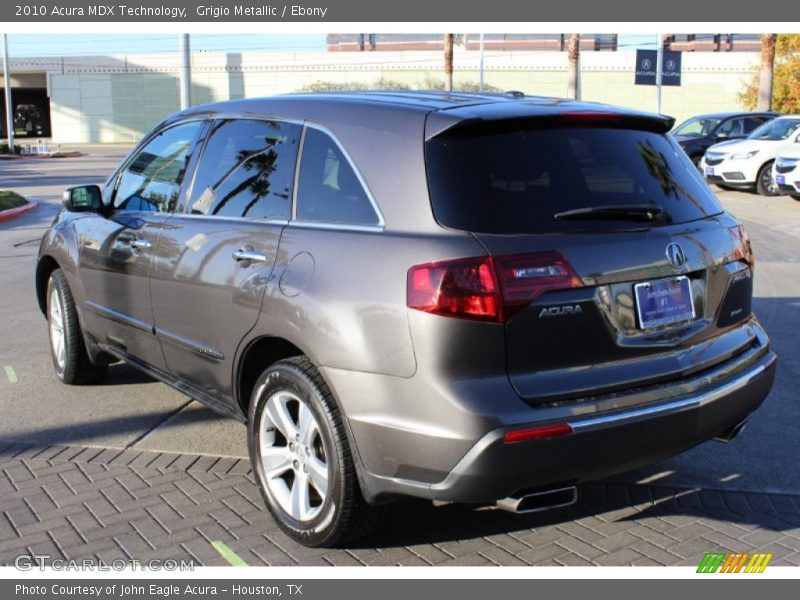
[179,34,191,110]
[2,34,14,152]
[479,33,485,93]
[655,34,663,113]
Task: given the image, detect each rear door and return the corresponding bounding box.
[149,118,302,406]
[76,120,205,369]
[425,121,756,403]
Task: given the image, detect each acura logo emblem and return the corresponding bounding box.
[666,242,686,268]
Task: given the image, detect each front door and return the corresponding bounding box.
[76,120,205,370]
[149,118,302,405]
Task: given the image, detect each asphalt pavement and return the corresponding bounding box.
[1,147,799,495]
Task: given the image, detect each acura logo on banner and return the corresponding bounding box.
[635,49,682,86]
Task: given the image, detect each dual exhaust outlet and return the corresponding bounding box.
[495,485,578,514]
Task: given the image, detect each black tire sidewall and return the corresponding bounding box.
[248,363,343,546]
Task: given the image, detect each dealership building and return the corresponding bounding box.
[0,34,764,144]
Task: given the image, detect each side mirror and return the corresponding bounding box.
[714,132,730,142]
[62,185,102,212]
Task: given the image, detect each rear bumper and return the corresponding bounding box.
[362,348,776,504]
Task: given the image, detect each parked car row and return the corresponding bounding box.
[672,112,800,200]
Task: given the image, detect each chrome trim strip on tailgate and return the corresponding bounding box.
[568,354,777,434]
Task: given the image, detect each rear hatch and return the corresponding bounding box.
[424,108,757,404]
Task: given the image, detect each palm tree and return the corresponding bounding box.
[757,34,777,111]
[444,34,454,92]
[567,34,580,99]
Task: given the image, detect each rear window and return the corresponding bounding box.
[425,126,723,234]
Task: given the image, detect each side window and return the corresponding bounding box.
[188,119,301,220]
[114,122,202,213]
[744,117,769,134]
[295,128,379,225]
[718,118,746,137]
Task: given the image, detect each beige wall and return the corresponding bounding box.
[41,50,758,143]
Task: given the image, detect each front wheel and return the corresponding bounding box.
[248,357,378,547]
[47,269,107,385]
[756,161,779,196]
[790,194,800,202]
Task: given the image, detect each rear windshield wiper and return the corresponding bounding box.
[553,204,664,221]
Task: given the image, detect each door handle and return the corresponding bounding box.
[232,248,269,263]
[129,238,152,250]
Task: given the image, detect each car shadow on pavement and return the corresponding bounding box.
[349,481,800,549]
[0,403,231,448]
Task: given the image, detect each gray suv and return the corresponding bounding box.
[36,92,777,547]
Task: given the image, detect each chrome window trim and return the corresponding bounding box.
[287,220,384,234]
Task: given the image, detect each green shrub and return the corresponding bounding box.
[0,141,19,154]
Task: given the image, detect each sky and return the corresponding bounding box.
[6,33,659,57]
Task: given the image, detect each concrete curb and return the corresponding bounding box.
[0,200,38,223]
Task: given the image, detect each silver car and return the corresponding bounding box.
[37,92,776,546]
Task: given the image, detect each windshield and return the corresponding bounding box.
[747,118,800,141]
[673,116,722,138]
[425,126,723,235]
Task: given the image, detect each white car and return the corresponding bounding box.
[701,115,800,196]
[773,148,800,200]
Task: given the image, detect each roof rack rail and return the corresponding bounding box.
[504,90,526,99]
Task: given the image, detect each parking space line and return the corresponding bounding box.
[211,540,248,566]
[4,366,17,383]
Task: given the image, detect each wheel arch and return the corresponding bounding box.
[235,335,307,417]
[35,255,61,315]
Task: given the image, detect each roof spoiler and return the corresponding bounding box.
[426,110,676,141]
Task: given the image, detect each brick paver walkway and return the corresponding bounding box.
[2,442,800,567]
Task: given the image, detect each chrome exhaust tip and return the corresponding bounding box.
[495,486,578,514]
[713,419,748,443]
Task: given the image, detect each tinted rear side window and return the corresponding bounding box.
[189,119,301,220]
[425,127,723,234]
[295,128,379,225]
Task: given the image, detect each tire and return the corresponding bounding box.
[248,356,379,547]
[790,194,800,202]
[46,269,107,384]
[756,161,779,196]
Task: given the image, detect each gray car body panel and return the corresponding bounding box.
[36,92,776,505]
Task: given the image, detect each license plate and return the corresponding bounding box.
[634,276,695,329]
[705,167,714,176]
[777,175,785,185]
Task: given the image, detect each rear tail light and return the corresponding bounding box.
[729,224,754,267]
[493,251,583,321]
[407,251,582,323]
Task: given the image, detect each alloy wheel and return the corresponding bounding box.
[258,390,329,522]
[48,287,66,370]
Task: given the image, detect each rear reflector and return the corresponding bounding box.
[504,423,573,444]
[407,251,582,323]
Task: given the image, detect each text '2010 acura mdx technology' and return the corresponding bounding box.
[36,92,777,546]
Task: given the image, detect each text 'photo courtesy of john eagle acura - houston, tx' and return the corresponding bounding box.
[35,91,776,547]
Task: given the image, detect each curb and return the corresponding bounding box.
[0,200,38,223]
